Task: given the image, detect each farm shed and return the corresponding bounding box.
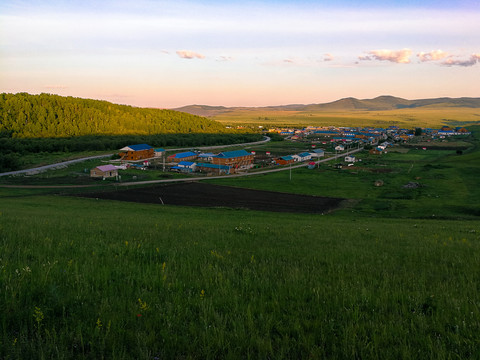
[168,151,198,163]
[196,163,231,175]
[90,165,118,179]
[345,156,356,163]
[172,161,196,173]
[310,149,325,158]
[119,144,154,161]
[212,150,254,171]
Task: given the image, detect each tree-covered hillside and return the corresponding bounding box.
[0,93,229,138]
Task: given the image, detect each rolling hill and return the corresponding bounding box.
[174,96,480,117]
[0,93,228,138]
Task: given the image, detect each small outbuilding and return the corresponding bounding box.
[171,161,196,173]
[90,165,118,179]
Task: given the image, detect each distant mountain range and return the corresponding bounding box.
[174,96,480,117]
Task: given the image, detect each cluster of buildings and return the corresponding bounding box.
[269,125,470,144]
[89,125,470,180]
[90,143,329,179]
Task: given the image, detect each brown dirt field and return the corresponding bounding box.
[76,182,346,213]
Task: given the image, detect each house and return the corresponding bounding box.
[345,156,356,163]
[196,163,231,175]
[335,145,345,151]
[154,148,165,157]
[198,153,215,162]
[369,148,383,155]
[291,154,301,162]
[119,144,154,161]
[310,149,325,158]
[168,151,198,163]
[171,161,196,173]
[275,155,295,165]
[90,165,118,179]
[212,150,254,172]
[297,152,312,161]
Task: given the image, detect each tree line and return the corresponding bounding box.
[0,93,234,138]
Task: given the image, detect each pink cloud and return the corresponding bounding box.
[176,50,205,59]
[441,54,479,67]
[359,48,412,64]
[417,50,449,62]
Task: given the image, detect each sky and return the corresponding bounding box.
[1,0,479,108]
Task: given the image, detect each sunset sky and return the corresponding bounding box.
[1,0,479,108]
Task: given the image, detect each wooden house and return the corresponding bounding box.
[275,155,295,165]
[168,151,198,163]
[90,165,118,179]
[119,144,154,161]
[212,150,254,172]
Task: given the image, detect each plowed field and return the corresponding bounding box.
[77,182,345,213]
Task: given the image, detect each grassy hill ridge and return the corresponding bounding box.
[0,93,228,138]
[174,96,480,117]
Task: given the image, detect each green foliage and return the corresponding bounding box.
[0,93,233,138]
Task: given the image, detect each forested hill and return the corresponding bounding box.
[0,93,228,138]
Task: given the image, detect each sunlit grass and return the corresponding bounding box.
[213,107,480,128]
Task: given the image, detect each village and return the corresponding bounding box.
[89,125,471,180]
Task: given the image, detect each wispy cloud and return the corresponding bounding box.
[441,54,480,67]
[323,53,334,62]
[359,48,412,64]
[44,85,68,90]
[417,50,449,62]
[217,55,233,62]
[176,50,205,59]
[283,58,295,64]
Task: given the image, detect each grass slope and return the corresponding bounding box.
[1,196,479,359]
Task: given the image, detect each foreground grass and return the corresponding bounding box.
[1,195,480,359]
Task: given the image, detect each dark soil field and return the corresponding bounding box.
[76,182,346,213]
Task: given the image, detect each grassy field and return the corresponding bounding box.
[1,131,479,359]
[1,196,480,359]
[213,107,480,129]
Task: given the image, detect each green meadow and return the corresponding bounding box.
[1,130,480,359]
